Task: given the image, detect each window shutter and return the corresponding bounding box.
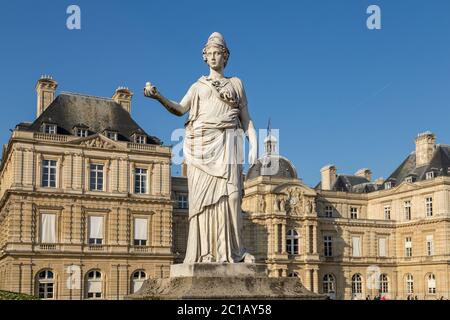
[89,216,103,239]
[41,214,56,243]
[379,238,386,257]
[352,237,361,257]
[134,218,148,241]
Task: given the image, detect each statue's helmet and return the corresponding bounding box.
[203,32,230,67]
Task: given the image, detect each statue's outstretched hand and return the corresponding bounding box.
[144,82,160,99]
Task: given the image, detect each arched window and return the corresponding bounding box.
[406,274,414,295]
[131,270,147,293]
[379,274,389,294]
[427,274,436,294]
[323,274,335,294]
[36,269,54,299]
[86,270,102,299]
[286,229,299,255]
[351,274,362,298]
[288,272,299,278]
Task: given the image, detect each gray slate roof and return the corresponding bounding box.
[383,145,450,187]
[22,93,162,145]
[315,175,380,193]
[246,155,298,180]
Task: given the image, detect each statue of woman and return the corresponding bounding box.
[144,32,257,263]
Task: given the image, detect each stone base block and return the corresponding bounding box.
[127,263,325,300]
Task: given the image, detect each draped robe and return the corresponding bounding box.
[181,76,250,263]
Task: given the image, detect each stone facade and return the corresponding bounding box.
[1,77,449,300]
[173,133,450,300]
[0,77,173,299]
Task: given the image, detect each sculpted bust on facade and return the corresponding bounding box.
[144,32,257,263]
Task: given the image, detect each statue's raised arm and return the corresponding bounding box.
[144,81,190,116]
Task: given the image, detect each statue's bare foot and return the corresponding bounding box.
[243,252,255,264]
[201,254,215,263]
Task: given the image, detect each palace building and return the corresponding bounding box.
[0,76,173,299]
[1,77,449,299]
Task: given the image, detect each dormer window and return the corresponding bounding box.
[135,135,146,144]
[426,171,435,180]
[76,128,88,138]
[105,131,118,141]
[73,125,89,138]
[42,123,57,135]
[385,181,393,189]
[405,176,416,183]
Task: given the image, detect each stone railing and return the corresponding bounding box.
[127,143,157,152]
[87,245,105,251]
[133,246,149,253]
[39,244,57,251]
[34,133,69,143]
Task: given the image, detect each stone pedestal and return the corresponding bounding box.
[127,263,325,300]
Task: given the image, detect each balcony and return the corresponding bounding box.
[87,245,105,252]
[39,244,57,251]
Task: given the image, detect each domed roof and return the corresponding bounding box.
[246,154,298,180]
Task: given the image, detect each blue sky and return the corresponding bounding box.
[0,0,449,186]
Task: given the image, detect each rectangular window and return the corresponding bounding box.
[324,236,332,257]
[405,176,414,183]
[426,235,434,256]
[324,206,333,218]
[350,207,358,219]
[378,238,387,257]
[134,168,147,194]
[89,216,103,245]
[76,128,88,137]
[426,172,435,180]
[134,218,148,246]
[40,214,56,244]
[177,194,188,209]
[135,135,146,144]
[43,124,57,134]
[90,164,104,191]
[405,237,412,257]
[42,160,57,188]
[106,131,118,141]
[384,206,391,220]
[352,236,361,257]
[404,201,411,220]
[426,197,433,217]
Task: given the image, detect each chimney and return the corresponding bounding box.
[375,177,385,185]
[181,160,188,177]
[355,168,372,181]
[112,87,133,113]
[320,164,337,191]
[36,75,58,118]
[415,131,436,167]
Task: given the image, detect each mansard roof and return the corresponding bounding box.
[383,145,450,188]
[315,175,381,193]
[23,93,162,145]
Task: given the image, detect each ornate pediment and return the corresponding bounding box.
[390,181,420,194]
[273,184,317,216]
[66,134,127,150]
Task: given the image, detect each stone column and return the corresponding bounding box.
[313,268,319,293]
[281,223,286,254]
[304,268,310,291]
[313,225,318,254]
[274,222,279,254]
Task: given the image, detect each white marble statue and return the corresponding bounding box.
[144,32,257,263]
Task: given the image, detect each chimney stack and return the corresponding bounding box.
[36,75,58,118]
[181,160,188,177]
[113,87,133,113]
[355,168,372,181]
[320,164,337,191]
[415,131,436,167]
